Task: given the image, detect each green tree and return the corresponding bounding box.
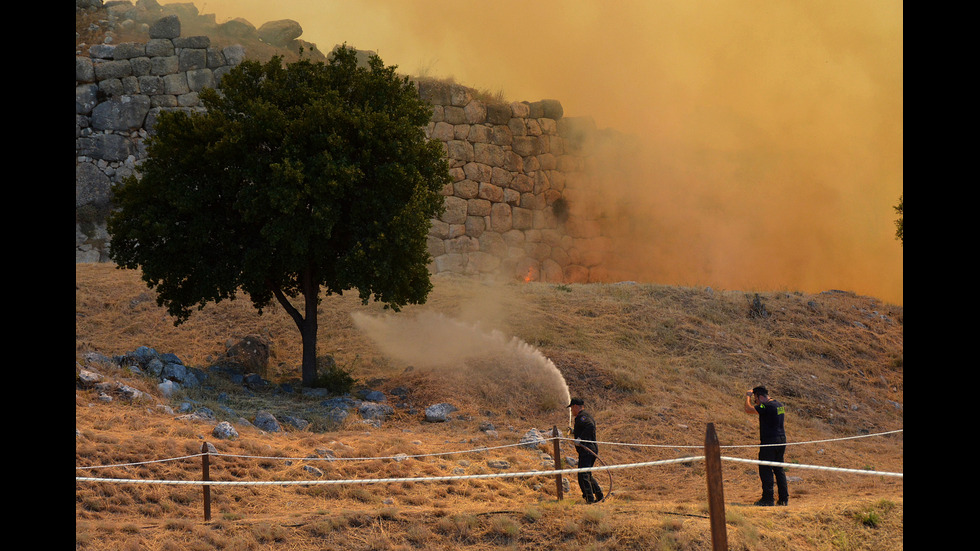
[894,194,903,246]
[107,46,450,386]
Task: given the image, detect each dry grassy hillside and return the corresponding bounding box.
[75,263,903,550]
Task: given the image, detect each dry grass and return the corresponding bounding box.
[76,263,902,549]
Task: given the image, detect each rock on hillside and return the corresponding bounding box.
[75,344,554,446]
[76,0,326,61]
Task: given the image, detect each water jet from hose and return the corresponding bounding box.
[351,311,570,418]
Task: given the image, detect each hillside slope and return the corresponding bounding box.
[75,263,903,550]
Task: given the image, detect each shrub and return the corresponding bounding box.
[855,509,882,528]
[490,516,520,539]
[311,355,357,394]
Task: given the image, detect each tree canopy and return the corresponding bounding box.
[107,46,450,385]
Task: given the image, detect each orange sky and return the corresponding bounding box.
[195,0,903,305]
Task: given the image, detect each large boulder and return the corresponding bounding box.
[359,402,394,421]
[253,410,282,432]
[212,421,239,440]
[224,335,271,374]
[519,428,548,449]
[90,95,151,131]
[257,19,303,47]
[148,14,181,40]
[219,18,257,39]
[76,162,111,207]
[424,402,458,422]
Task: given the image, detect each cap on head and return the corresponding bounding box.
[567,398,584,407]
[752,386,769,397]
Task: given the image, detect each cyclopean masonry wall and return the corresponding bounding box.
[75,14,246,262]
[416,80,609,283]
[75,15,613,284]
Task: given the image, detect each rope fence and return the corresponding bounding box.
[577,428,906,449]
[75,456,706,486]
[76,424,903,542]
[75,428,903,471]
[75,452,902,486]
[76,455,712,486]
[75,439,541,470]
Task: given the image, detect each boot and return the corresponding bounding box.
[755,489,775,506]
[594,488,604,502]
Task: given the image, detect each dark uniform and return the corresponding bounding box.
[573,408,604,503]
[755,398,789,505]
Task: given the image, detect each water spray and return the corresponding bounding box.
[351,310,571,417]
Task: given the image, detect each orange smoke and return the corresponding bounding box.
[197,0,903,305]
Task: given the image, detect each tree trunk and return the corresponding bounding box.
[299,317,318,386]
[300,268,319,387]
[269,268,320,387]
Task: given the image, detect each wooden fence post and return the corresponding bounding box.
[704,423,728,550]
[202,442,212,522]
[552,426,563,500]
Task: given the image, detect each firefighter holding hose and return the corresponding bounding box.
[568,397,604,504]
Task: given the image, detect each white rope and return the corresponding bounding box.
[75,428,903,471]
[75,438,561,470]
[720,429,904,449]
[209,438,551,463]
[74,453,903,487]
[564,429,904,450]
[75,456,703,486]
[76,453,208,470]
[720,456,903,478]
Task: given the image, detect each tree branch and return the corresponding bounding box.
[269,281,304,331]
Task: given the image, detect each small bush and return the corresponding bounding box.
[490,516,520,539]
[855,499,894,528]
[311,355,357,394]
[377,507,399,520]
[524,506,543,522]
[251,522,288,543]
[855,509,882,528]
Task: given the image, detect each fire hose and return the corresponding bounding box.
[565,433,613,503]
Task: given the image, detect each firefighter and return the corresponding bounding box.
[744,386,789,506]
[568,397,604,504]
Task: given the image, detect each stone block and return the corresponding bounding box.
[178,48,208,71]
[94,59,133,80]
[186,68,215,91]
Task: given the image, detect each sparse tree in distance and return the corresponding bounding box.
[894,194,903,246]
[107,46,451,386]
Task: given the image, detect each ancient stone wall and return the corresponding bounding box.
[75,13,612,283]
[75,14,245,261]
[416,80,608,283]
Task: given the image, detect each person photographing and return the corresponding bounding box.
[568,398,604,504]
[743,386,789,506]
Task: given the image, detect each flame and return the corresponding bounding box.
[523,267,537,283]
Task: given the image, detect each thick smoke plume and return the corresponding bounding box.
[201,1,902,305]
